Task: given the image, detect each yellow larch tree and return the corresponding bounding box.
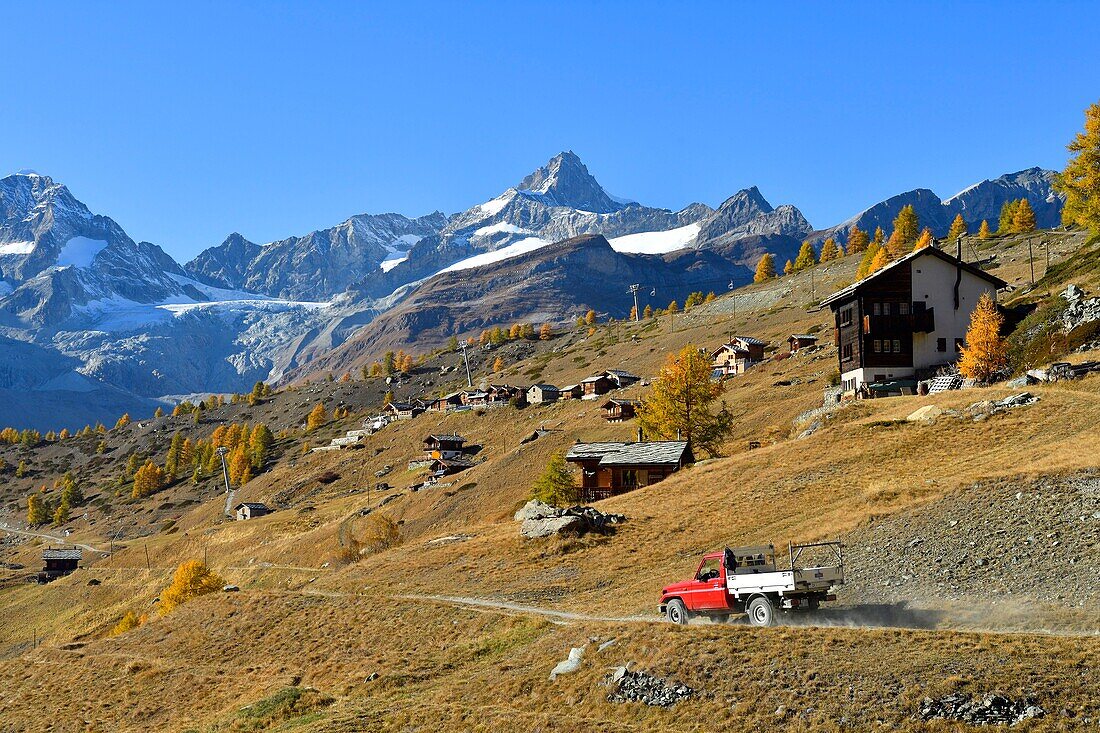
[958,293,1008,382]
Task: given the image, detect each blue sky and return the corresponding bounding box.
[2,1,1098,260]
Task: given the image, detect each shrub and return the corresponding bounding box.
[359,514,401,554]
[159,560,225,615]
[110,611,141,636]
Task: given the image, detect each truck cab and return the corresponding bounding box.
[659,542,843,626]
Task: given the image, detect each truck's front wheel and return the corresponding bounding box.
[747,596,776,627]
[666,599,689,625]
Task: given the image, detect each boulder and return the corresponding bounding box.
[514,499,560,522]
[520,515,585,539]
[907,405,943,422]
[549,646,586,680]
[1062,284,1084,302]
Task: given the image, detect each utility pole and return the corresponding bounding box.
[217,445,233,517]
[628,284,641,322]
[459,341,473,387]
[1028,237,1036,286]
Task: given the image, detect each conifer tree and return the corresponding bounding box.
[856,242,881,279]
[978,219,992,240]
[492,356,505,372]
[539,323,553,340]
[59,428,70,440]
[110,611,141,636]
[629,305,638,320]
[52,500,70,526]
[637,345,733,457]
[819,238,840,262]
[227,444,252,485]
[666,300,679,314]
[529,452,579,506]
[846,225,870,254]
[585,309,597,325]
[998,199,1021,233]
[783,259,794,275]
[114,413,131,430]
[871,226,886,249]
[26,494,48,527]
[132,460,166,499]
[643,304,653,318]
[249,424,274,469]
[868,247,889,275]
[1056,101,1100,235]
[306,403,327,431]
[947,213,968,242]
[15,459,27,478]
[1012,198,1036,233]
[705,291,716,302]
[958,293,1008,382]
[913,227,934,251]
[792,241,818,271]
[887,205,920,258]
[753,253,777,282]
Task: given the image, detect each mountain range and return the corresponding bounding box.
[0,154,1065,429]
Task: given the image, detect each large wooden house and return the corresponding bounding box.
[565,441,693,502]
[711,336,767,376]
[601,398,640,423]
[424,433,466,460]
[820,245,1006,393]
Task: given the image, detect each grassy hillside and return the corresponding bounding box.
[2,228,1100,732]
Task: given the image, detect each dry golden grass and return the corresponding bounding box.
[4,234,1100,731]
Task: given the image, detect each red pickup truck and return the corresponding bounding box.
[659,542,844,626]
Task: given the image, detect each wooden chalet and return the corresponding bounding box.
[429,456,476,478]
[460,390,490,407]
[788,334,818,352]
[527,384,559,404]
[580,373,613,398]
[427,392,464,412]
[38,547,81,584]
[711,337,767,376]
[565,441,694,502]
[820,245,1006,394]
[385,400,424,420]
[603,369,642,389]
[424,433,466,459]
[601,398,641,423]
[234,502,271,521]
[558,383,582,400]
[488,385,526,405]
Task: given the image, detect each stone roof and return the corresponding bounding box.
[565,441,691,466]
[42,548,82,561]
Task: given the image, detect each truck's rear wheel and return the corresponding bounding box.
[747,596,776,627]
[666,599,689,625]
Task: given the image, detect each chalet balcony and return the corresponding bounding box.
[863,309,935,335]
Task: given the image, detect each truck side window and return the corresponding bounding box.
[696,558,720,581]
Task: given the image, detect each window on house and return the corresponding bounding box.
[840,307,852,326]
[893,339,902,353]
[873,339,881,353]
[622,469,638,487]
[937,337,947,352]
[883,302,892,316]
[842,343,853,361]
[899,302,909,315]
[872,302,881,316]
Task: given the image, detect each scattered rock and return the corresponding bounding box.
[519,430,541,444]
[516,500,626,539]
[549,646,585,680]
[365,672,378,682]
[87,578,101,586]
[796,419,822,439]
[907,405,943,422]
[606,668,694,707]
[918,693,1045,726]
[521,515,585,539]
[426,534,474,546]
[996,392,1039,408]
[222,585,240,592]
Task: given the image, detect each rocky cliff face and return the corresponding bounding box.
[0,173,195,329]
[186,211,447,300]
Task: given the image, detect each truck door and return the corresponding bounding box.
[689,557,729,611]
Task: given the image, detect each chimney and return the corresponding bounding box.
[637,427,643,442]
[956,237,962,261]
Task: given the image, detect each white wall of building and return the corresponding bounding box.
[910,255,998,371]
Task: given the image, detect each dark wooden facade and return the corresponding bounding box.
[834,263,915,375]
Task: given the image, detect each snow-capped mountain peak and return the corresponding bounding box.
[515,151,625,214]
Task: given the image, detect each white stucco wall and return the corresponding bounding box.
[910,255,998,371]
